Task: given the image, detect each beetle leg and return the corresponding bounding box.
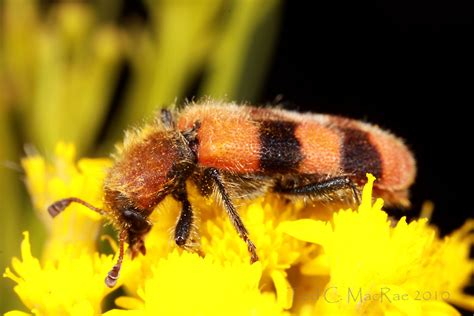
[206,168,259,263]
[160,109,175,129]
[273,176,361,204]
[181,120,201,157]
[172,181,194,247]
[192,168,214,197]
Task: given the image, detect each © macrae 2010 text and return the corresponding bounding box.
[323,287,451,304]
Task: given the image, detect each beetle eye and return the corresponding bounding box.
[122,209,151,234]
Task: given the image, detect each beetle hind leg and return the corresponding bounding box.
[273,175,361,205]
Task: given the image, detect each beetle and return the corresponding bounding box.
[48,101,416,287]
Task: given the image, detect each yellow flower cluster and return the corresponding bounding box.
[21,143,112,257]
[3,143,473,315]
[4,232,115,316]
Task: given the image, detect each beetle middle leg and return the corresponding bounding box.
[273,175,361,204]
[205,168,259,263]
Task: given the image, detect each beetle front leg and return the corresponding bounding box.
[172,181,194,247]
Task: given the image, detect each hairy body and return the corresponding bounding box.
[49,101,416,287]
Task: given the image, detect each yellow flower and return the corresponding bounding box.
[197,192,307,309]
[22,142,112,256]
[119,196,183,295]
[122,185,307,310]
[3,231,116,316]
[105,250,287,316]
[6,143,473,315]
[281,174,473,315]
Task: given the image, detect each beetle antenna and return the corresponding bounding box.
[48,197,105,217]
[105,229,126,288]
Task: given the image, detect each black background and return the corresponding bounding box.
[260,1,473,235]
[119,0,473,234]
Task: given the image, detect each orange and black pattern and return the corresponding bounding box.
[178,103,415,201]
